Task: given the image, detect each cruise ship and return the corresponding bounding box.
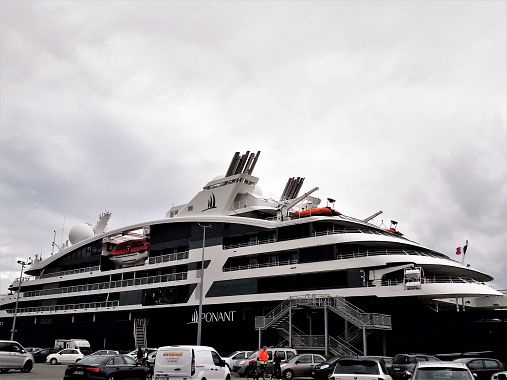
[1,150,506,355]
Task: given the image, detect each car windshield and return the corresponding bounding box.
[334,360,380,375]
[76,355,111,365]
[415,368,474,380]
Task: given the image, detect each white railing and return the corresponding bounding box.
[5,300,120,314]
[223,258,298,272]
[223,237,276,250]
[148,251,189,264]
[23,272,187,298]
[40,266,100,279]
[224,248,450,273]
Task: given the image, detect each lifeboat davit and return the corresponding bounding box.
[292,207,341,218]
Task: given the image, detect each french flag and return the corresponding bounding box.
[456,240,469,255]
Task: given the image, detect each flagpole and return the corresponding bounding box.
[462,240,468,265]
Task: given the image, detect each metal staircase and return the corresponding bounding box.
[255,294,391,355]
[134,317,148,348]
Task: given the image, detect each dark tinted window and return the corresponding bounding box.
[124,355,137,365]
[394,355,411,364]
[314,356,325,363]
[334,360,380,375]
[108,356,124,365]
[468,361,483,370]
[484,360,501,370]
[211,351,222,366]
[298,355,312,363]
[77,355,109,365]
[287,352,295,360]
[416,368,473,380]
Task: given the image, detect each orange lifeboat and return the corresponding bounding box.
[385,228,404,237]
[292,207,341,218]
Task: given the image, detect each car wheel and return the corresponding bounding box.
[284,370,294,380]
[107,375,116,380]
[50,358,57,365]
[21,361,33,373]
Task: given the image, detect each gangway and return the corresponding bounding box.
[255,294,391,356]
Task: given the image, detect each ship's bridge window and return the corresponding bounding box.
[277,224,311,241]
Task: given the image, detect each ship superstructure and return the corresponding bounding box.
[1,151,505,355]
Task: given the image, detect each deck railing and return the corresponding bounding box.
[223,248,451,272]
[39,266,101,279]
[23,272,187,298]
[5,300,120,314]
[148,251,189,264]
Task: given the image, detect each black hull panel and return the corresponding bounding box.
[1,298,506,357]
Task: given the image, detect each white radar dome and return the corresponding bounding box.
[69,223,94,244]
[252,185,263,197]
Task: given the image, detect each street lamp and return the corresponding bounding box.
[196,223,211,346]
[10,258,31,340]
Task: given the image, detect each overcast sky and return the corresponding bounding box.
[0,1,506,294]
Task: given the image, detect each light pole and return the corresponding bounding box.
[10,259,30,340]
[197,223,211,346]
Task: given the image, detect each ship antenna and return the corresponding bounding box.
[51,230,56,255]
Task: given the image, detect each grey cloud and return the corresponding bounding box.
[0,0,506,293]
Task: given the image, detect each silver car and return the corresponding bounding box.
[410,361,474,380]
[280,354,326,379]
[330,357,392,380]
[0,340,34,373]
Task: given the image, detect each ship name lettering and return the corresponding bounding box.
[202,310,236,323]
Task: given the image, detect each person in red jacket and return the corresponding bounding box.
[257,347,269,380]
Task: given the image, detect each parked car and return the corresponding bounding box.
[409,361,474,380]
[454,358,504,380]
[64,354,151,379]
[491,371,507,380]
[0,340,34,373]
[312,356,342,380]
[390,354,440,380]
[31,348,52,363]
[145,349,157,368]
[235,347,297,376]
[89,350,120,356]
[223,350,253,369]
[47,348,85,364]
[370,356,394,370]
[280,353,326,379]
[330,357,392,380]
[154,345,229,380]
[25,347,43,353]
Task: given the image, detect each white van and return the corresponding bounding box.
[154,345,230,380]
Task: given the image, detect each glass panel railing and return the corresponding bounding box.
[40,266,100,279]
[6,300,120,314]
[148,251,189,264]
[223,249,451,272]
[23,272,188,298]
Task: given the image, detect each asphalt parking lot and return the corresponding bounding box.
[0,364,243,380]
[0,363,66,380]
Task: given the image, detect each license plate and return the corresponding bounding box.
[73,370,84,375]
